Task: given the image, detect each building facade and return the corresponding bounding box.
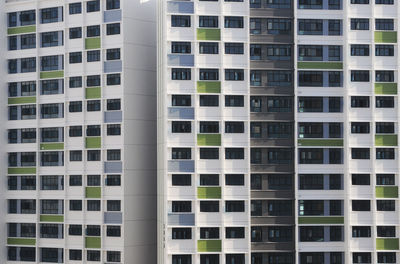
[4,0,157,263]
[159,0,400,264]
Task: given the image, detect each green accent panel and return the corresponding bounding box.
[298,139,343,147]
[85,137,101,148]
[198,187,221,199]
[8,97,36,105]
[197,82,221,93]
[7,238,36,246]
[197,134,221,146]
[375,31,397,43]
[85,237,101,248]
[375,135,398,146]
[197,29,221,41]
[8,25,36,35]
[40,71,64,79]
[376,186,398,198]
[8,167,36,174]
[85,87,101,99]
[298,216,344,224]
[85,38,101,49]
[376,238,399,250]
[40,143,64,150]
[198,240,222,252]
[86,187,101,198]
[40,215,64,222]
[375,83,397,95]
[297,62,343,69]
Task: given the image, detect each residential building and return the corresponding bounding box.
[4,0,157,263]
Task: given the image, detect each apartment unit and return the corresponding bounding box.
[160,0,400,264]
[4,0,157,263]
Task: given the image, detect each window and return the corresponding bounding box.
[351,44,369,56]
[69,225,82,235]
[87,150,101,161]
[69,175,82,186]
[200,121,219,133]
[225,174,244,186]
[200,201,219,212]
[106,175,121,186]
[20,34,36,49]
[70,200,82,211]
[351,122,370,134]
[87,100,101,112]
[352,148,370,159]
[351,70,370,82]
[70,151,82,162]
[351,18,369,30]
[200,69,219,80]
[107,74,121,85]
[172,68,191,80]
[225,148,244,159]
[299,0,323,8]
[172,201,192,212]
[21,58,37,73]
[172,148,191,159]
[376,148,395,160]
[329,20,342,35]
[87,50,100,62]
[373,47,393,60]
[377,200,395,211]
[225,95,244,107]
[41,55,62,71]
[107,0,120,10]
[267,18,291,34]
[200,95,219,107]
[376,96,394,108]
[224,16,243,28]
[199,42,218,54]
[87,0,100,12]
[200,227,219,239]
[225,201,245,212]
[351,0,369,3]
[298,19,323,35]
[250,18,261,34]
[107,251,121,263]
[353,253,371,264]
[69,27,82,39]
[172,121,191,133]
[41,175,63,190]
[87,25,100,37]
[87,200,101,211]
[376,122,394,133]
[377,174,395,185]
[107,48,121,60]
[69,3,82,14]
[69,52,82,64]
[378,253,396,264]
[69,250,82,261]
[41,7,61,24]
[200,148,219,159]
[106,23,120,35]
[69,126,82,137]
[172,42,191,54]
[377,226,396,237]
[87,125,101,137]
[70,76,82,88]
[107,149,121,161]
[87,251,100,262]
[352,200,370,211]
[352,226,371,237]
[200,174,219,186]
[41,80,63,95]
[172,228,192,239]
[172,255,192,264]
[199,16,218,28]
[226,227,245,239]
[351,96,369,108]
[225,122,244,133]
[8,36,17,50]
[107,200,121,211]
[172,174,191,186]
[352,174,370,185]
[41,31,61,48]
[172,95,191,106]
[86,75,101,87]
[225,43,244,54]
[107,124,121,135]
[376,19,394,30]
[107,226,121,237]
[69,101,82,113]
[225,69,244,81]
[41,248,62,263]
[171,15,190,27]
[8,12,17,27]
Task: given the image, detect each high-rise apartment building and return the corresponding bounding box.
[3,0,157,263]
[159,0,400,264]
